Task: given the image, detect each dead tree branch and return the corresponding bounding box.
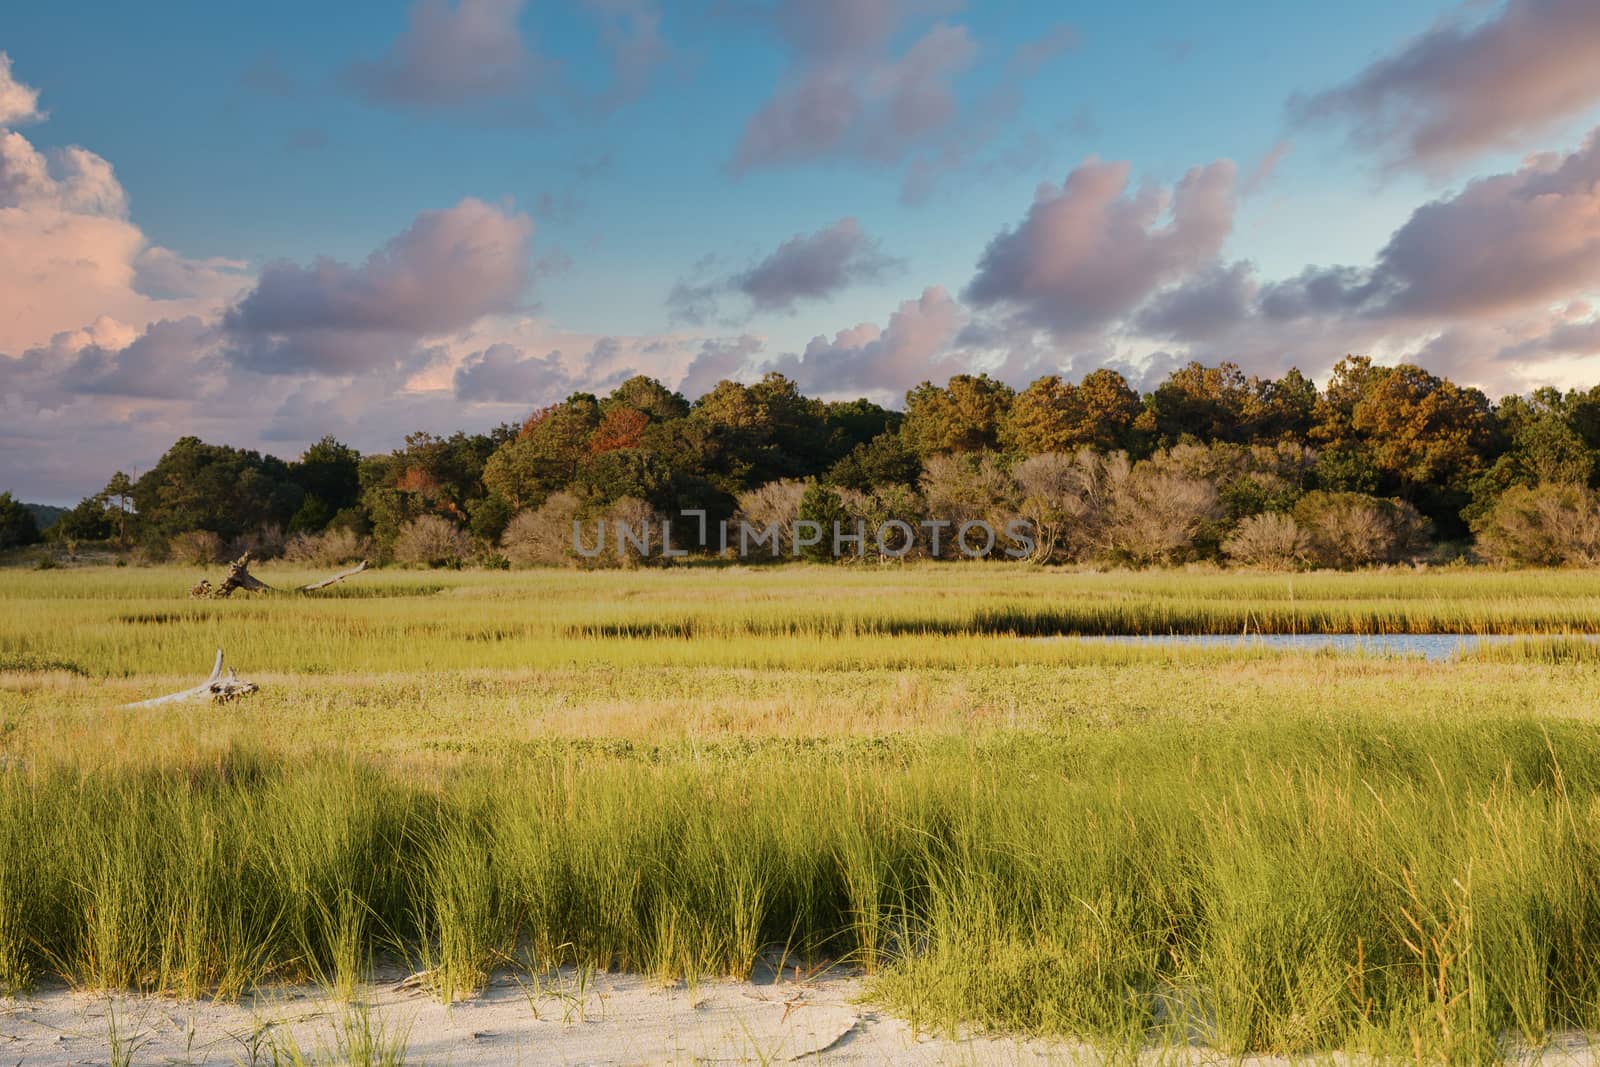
[124,648,260,707]
[191,552,370,598]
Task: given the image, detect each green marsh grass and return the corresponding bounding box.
[6,565,1600,1061]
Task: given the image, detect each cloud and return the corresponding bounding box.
[1262,128,1600,321]
[769,285,965,398]
[732,218,898,312]
[678,334,762,399]
[1136,261,1258,341]
[223,198,535,374]
[452,342,573,402]
[731,0,977,171]
[964,157,1236,334]
[1292,0,1600,170]
[344,0,548,117]
[0,51,43,126]
[668,220,898,323]
[0,106,228,354]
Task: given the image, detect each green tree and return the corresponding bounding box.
[903,374,1014,455]
[0,492,42,550]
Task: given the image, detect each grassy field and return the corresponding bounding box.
[4,563,1600,1062]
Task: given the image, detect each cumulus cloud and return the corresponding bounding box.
[1292,0,1600,170]
[0,81,231,355]
[731,0,977,171]
[733,218,898,312]
[344,0,548,116]
[769,285,965,398]
[0,51,43,126]
[964,157,1236,335]
[678,335,762,399]
[668,219,898,323]
[1136,260,1257,341]
[1262,128,1600,321]
[223,198,535,374]
[452,343,573,402]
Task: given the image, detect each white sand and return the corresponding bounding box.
[0,966,1085,1065]
[5,967,1599,1065]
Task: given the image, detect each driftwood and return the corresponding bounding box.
[124,649,259,707]
[191,552,370,599]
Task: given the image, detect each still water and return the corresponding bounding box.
[1071,633,1585,662]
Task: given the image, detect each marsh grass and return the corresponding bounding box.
[0,719,1597,1062]
[7,565,1600,1061]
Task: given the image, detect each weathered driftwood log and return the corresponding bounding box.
[124,649,259,707]
[299,559,370,591]
[190,552,370,598]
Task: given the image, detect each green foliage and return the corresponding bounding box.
[0,492,43,550]
[796,482,851,562]
[903,374,1014,455]
[131,437,302,542]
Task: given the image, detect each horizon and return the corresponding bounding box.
[5,0,1600,506]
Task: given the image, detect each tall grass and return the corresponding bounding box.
[7,564,1600,1061]
[2,716,1599,1061]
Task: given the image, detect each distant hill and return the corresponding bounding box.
[24,503,67,531]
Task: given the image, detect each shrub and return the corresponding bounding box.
[733,480,807,558]
[501,493,583,568]
[1472,483,1600,567]
[1012,450,1118,563]
[919,453,1018,559]
[393,515,470,568]
[1223,512,1310,571]
[283,527,371,566]
[226,525,286,561]
[605,497,663,568]
[1294,491,1427,569]
[1102,462,1220,566]
[169,530,223,565]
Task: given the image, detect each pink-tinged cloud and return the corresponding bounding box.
[964,157,1236,334]
[733,218,898,312]
[1263,127,1600,321]
[223,198,535,375]
[677,334,762,400]
[0,52,43,126]
[344,0,547,115]
[731,0,976,171]
[1292,0,1600,169]
[771,285,965,398]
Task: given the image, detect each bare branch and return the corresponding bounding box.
[124,649,260,708]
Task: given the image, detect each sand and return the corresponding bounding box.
[6,967,1600,1065]
[0,966,1086,1066]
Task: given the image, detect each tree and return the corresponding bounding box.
[1312,356,1492,534]
[0,492,41,550]
[603,375,690,422]
[828,432,922,491]
[796,483,851,563]
[903,374,1014,455]
[103,471,135,549]
[290,437,362,532]
[132,437,302,543]
[51,496,114,544]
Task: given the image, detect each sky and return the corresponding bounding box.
[4,0,1600,504]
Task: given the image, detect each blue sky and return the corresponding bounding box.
[4,0,1600,502]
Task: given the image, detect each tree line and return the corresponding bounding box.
[8,355,1600,569]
